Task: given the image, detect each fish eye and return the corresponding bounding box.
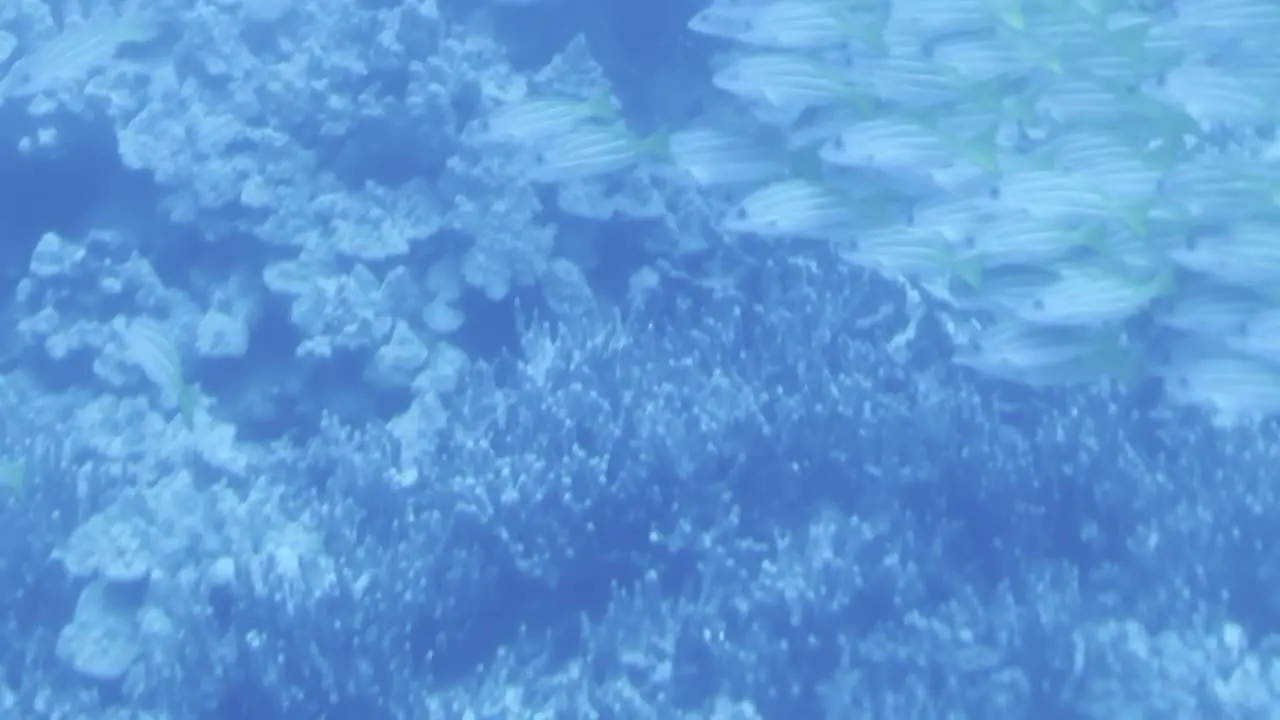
[1030,298,1046,312]
[733,207,748,220]
[988,186,1001,200]
[1182,233,1199,250]
[960,233,977,249]
[830,136,846,151]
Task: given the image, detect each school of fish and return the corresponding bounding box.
[476,0,1280,428]
[8,0,1280,427]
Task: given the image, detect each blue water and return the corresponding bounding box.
[0,0,1276,718]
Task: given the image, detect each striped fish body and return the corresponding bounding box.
[0,13,158,99]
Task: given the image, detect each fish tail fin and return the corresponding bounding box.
[963,124,1001,172]
[640,129,671,159]
[1075,221,1112,253]
[1115,200,1152,237]
[951,252,983,289]
[584,93,617,120]
[987,0,1024,30]
[106,1,166,43]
